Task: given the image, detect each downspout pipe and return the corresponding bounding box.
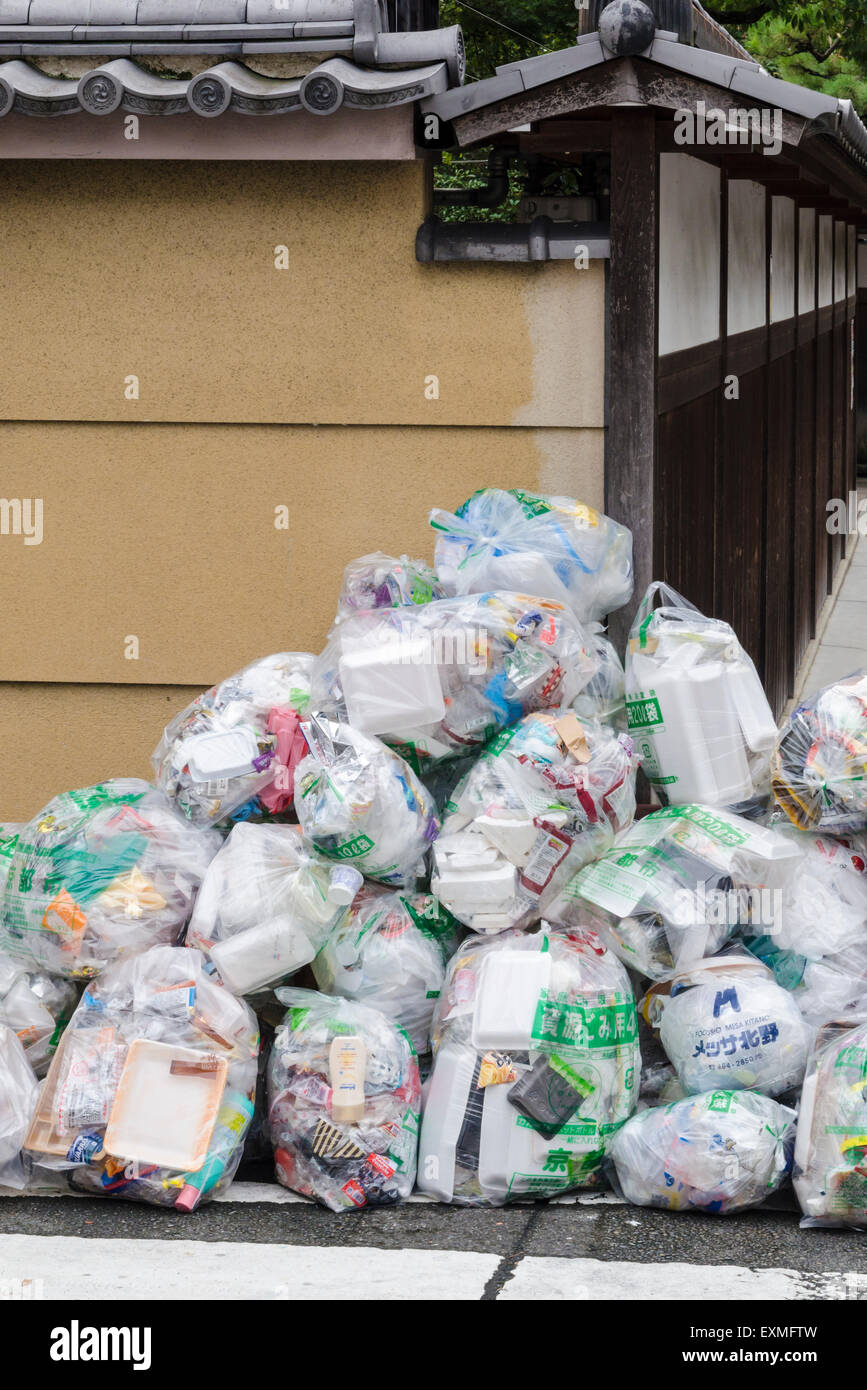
[433,148,515,210]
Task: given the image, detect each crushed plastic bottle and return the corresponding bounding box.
[309,591,600,774]
[609,1089,795,1213]
[312,887,463,1056]
[430,488,633,626]
[268,987,420,1211]
[153,651,314,825]
[187,822,359,996]
[625,583,778,808]
[24,945,259,1209]
[295,715,439,887]
[0,780,220,979]
[418,924,640,1205]
[432,712,637,935]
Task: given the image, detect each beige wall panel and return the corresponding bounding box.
[0,160,604,429]
[0,419,604,685]
[0,683,202,822]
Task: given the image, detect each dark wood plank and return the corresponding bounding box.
[606,107,657,651]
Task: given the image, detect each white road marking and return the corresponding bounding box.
[497,1257,867,1301]
[0,1234,500,1301]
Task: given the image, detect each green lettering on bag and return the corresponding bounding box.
[626,695,663,730]
[332,834,375,860]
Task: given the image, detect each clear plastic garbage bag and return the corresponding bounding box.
[0,952,77,1076]
[268,987,420,1212]
[572,628,626,730]
[625,583,778,808]
[187,822,359,997]
[740,828,867,1025]
[795,1016,867,1227]
[432,712,637,935]
[23,945,259,1209]
[549,803,801,981]
[772,671,867,833]
[0,1023,39,1190]
[0,780,221,980]
[418,924,640,1204]
[312,887,463,1056]
[430,488,633,626]
[153,651,314,825]
[609,1089,795,1214]
[643,954,810,1098]
[294,716,439,887]
[336,552,445,622]
[309,591,600,774]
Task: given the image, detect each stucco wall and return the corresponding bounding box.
[0,157,606,818]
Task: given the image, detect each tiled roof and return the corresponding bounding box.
[0,0,464,115]
[422,27,867,176]
[0,51,449,113]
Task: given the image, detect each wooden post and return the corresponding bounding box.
[606,108,658,655]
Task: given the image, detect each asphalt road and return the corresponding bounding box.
[2,1173,866,1302]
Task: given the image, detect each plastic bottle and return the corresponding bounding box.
[329,1036,367,1123]
[174,1090,255,1212]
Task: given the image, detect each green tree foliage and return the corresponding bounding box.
[440,0,867,109]
[708,2,867,106]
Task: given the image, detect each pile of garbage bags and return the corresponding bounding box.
[2,481,867,1228]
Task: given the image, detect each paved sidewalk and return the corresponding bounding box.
[799,514,867,697]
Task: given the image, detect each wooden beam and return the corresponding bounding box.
[515,120,612,154]
[606,107,658,652]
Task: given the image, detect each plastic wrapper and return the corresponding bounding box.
[430,488,633,625]
[187,822,358,996]
[24,945,259,1209]
[309,591,600,774]
[609,1089,795,1214]
[625,583,777,808]
[772,671,867,832]
[0,780,220,980]
[312,887,463,1055]
[0,1023,39,1190]
[572,629,626,729]
[153,651,314,825]
[794,1017,867,1227]
[268,987,420,1211]
[418,924,640,1205]
[549,803,801,981]
[432,713,637,935]
[294,716,439,886]
[643,955,810,1097]
[336,552,444,621]
[742,829,867,1025]
[0,952,77,1075]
